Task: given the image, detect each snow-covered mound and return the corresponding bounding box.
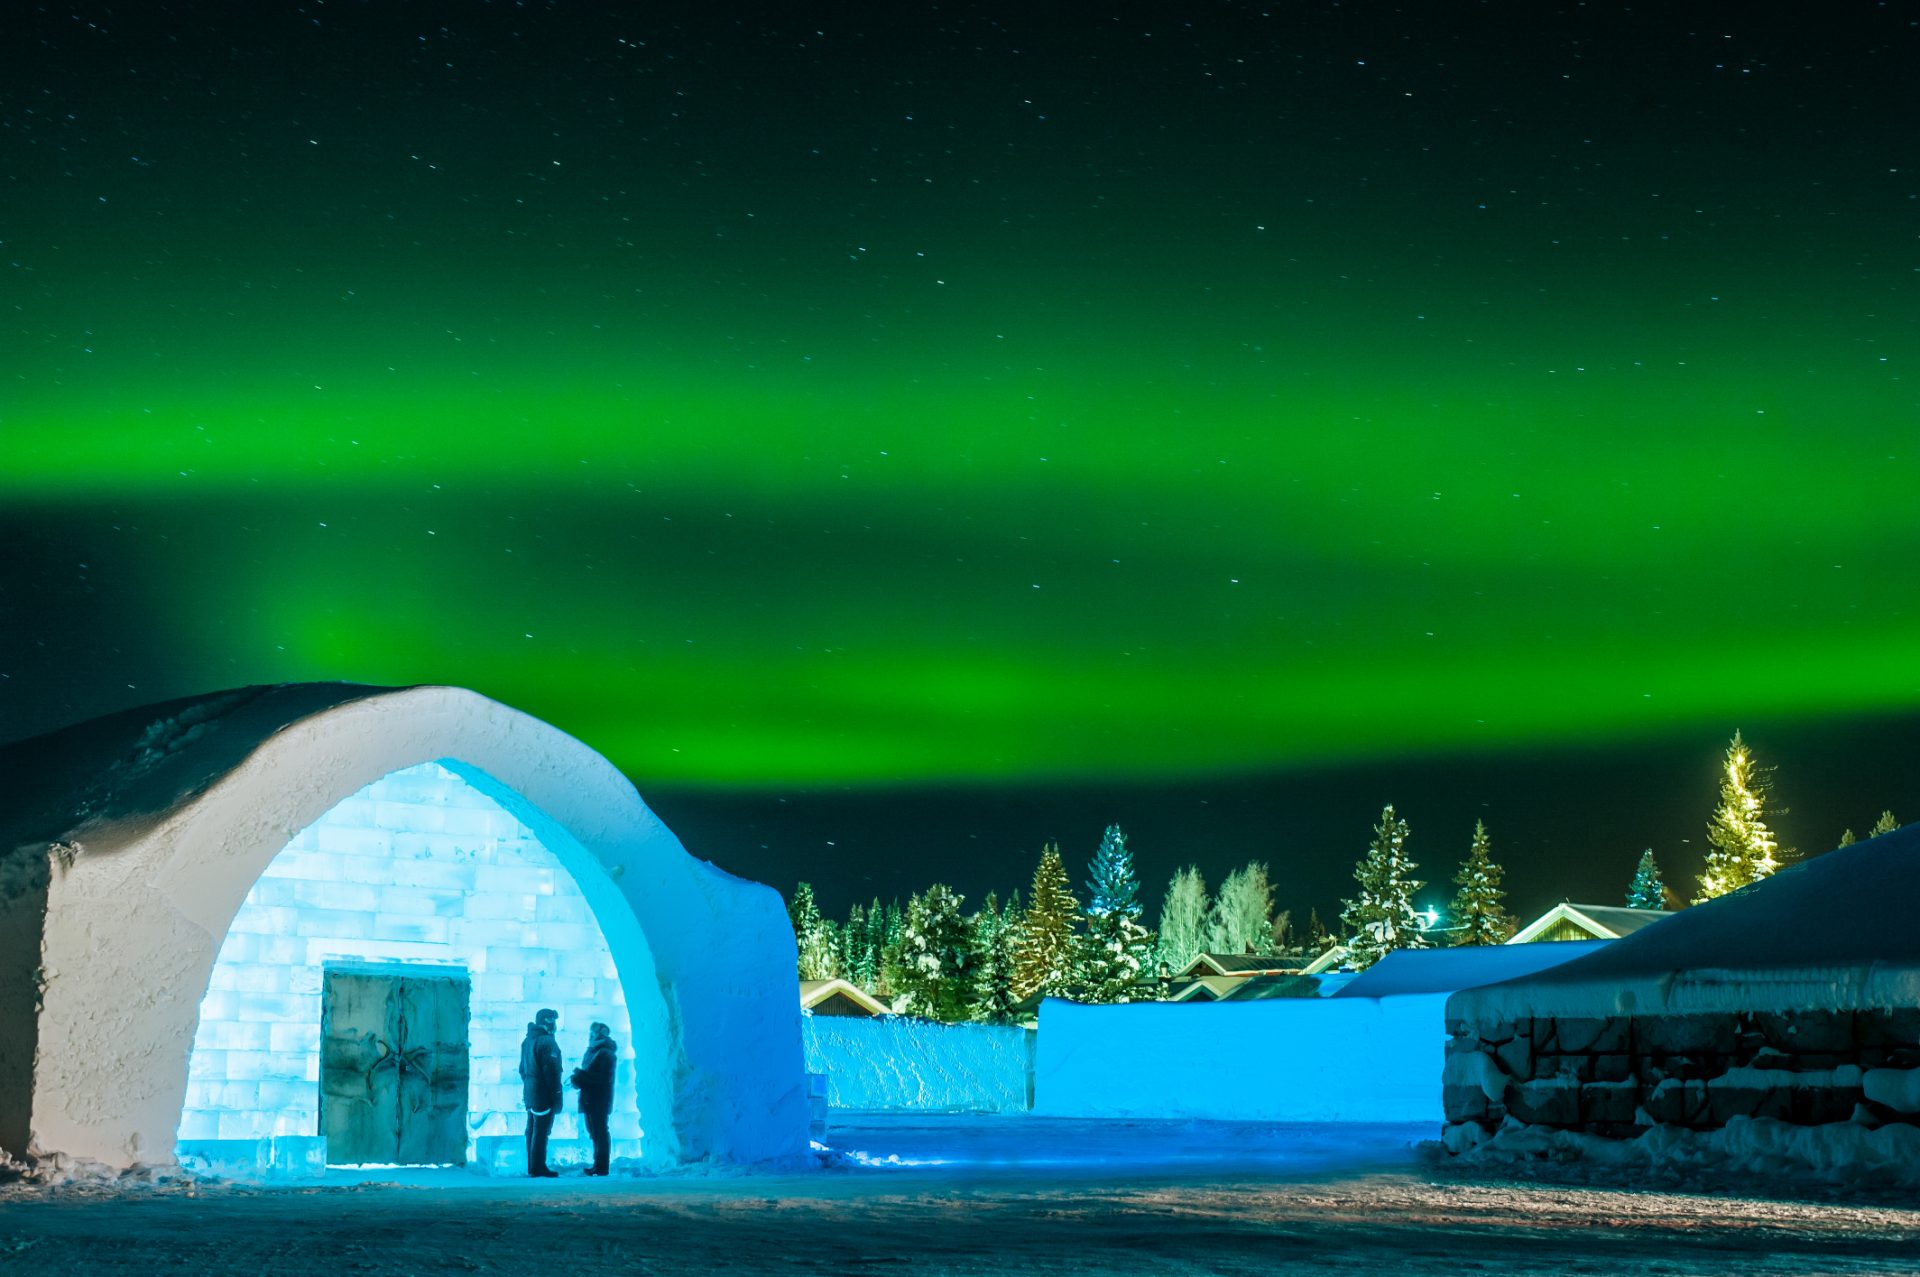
[803,1016,1031,1112]
[1442,826,1920,1178]
[1454,824,1920,1021]
[1330,941,1607,999]
[0,684,807,1174]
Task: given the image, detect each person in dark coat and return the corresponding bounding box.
[518,1008,563,1177]
[569,1020,617,1176]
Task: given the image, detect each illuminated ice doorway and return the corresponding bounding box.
[176,761,646,1176]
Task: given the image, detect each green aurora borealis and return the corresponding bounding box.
[3,5,1917,904]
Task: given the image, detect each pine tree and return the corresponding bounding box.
[968,892,1020,1024]
[1154,866,1209,976]
[1269,909,1293,954]
[787,883,840,980]
[1074,909,1156,1003]
[1207,862,1275,956]
[1870,810,1900,839]
[1838,828,1858,848]
[842,902,876,988]
[1072,825,1155,1002]
[893,884,974,1021]
[1696,730,1783,902]
[788,882,822,945]
[1085,824,1141,917]
[877,900,906,998]
[1304,907,1332,955]
[1340,804,1426,969]
[1625,849,1667,910]
[1011,842,1081,1000]
[1449,820,1514,946]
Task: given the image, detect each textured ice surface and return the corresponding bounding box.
[802,1016,1031,1112]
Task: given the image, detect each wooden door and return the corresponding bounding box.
[319,969,470,1166]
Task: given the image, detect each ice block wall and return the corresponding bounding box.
[1035,994,1449,1123]
[177,761,642,1165]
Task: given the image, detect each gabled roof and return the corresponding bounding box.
[1507,902,1669,944]
[799,978,892,1016]
[1213,973,1321,1002]
[1301,943,1350,975]
[1179,952,1299,977]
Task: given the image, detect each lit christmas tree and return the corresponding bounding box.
[1011,842,1081,1000]
[1449,820,1514,946]
[1624,849,1667,910]
[1695,730,1783,903]
[1340,804,1426,969]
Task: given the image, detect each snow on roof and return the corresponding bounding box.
[799,979,893,1016]
[1507,902,1669,944]
[1213,973,1322,1002]
[1328,941,1608,999]
[1180,953,1299,977]
[1453,823,1920,1019]
[1,683,402,862]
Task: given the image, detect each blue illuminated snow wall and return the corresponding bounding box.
[177,761,642,1172]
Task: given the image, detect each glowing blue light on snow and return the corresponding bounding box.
[178,761,644,1172]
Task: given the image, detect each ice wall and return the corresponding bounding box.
[802,1016,1033,1112]
[1035,994,1449,1123]
[177,762,642,1167]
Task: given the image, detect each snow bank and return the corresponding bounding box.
[1452,1114,1920,1186]
[803,1016,1032,1112]
[1035,994,1451,1123]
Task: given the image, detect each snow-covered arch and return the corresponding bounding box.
[0,685,806,1173]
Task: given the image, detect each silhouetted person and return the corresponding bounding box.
[570,1020,617,1176]
[519,1008,562,1177]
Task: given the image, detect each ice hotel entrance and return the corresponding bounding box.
[0,685,807,1177]
[177,760,645,1174]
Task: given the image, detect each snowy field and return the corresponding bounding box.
[5,1115,1920,1275]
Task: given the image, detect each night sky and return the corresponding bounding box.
[4,4,1916,923]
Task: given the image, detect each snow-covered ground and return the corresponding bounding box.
[4,1115,1919,1275]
